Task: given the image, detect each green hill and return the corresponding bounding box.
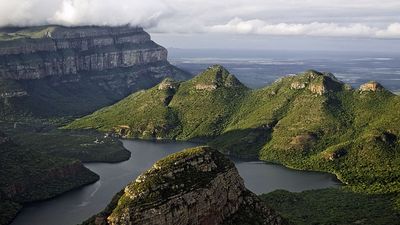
[66,65,400,193]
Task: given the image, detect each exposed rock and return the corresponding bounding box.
[0,26,190,118]
[0,26,167,80]
[88,146,287,225]
[195,83,218,91]
[289,70,343,96]
[290,81,306,90]
[308,83,326,95]
[158,78,179,91]
[359,81,384,92]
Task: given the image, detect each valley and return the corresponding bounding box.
[0,25,399,225]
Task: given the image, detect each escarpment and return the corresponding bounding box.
[0,25,190,118]
[86,146,287,225]
[0,26,166,79]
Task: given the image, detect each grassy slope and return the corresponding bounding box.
[66,66,400,194]
[67,65,249,140]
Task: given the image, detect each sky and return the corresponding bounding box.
[0,0,399,51]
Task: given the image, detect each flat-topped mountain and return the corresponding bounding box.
[67,65,400,194]
[0,25,189,118]
[83,146,287,225]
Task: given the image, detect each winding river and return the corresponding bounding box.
[12,140,341,225]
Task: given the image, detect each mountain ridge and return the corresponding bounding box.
[67,65,400,193]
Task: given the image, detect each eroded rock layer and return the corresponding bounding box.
[86,146,287,225]
[0,25,189,118]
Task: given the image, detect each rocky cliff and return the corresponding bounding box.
[0,25,189,118]
[84,146,287,225]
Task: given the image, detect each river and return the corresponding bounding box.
[12,140,341,225]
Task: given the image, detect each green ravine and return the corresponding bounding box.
[66,65,400,194]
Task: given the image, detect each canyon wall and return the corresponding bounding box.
[0,26,189,118]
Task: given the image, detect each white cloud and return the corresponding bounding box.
[0,0,399,39]
[209,18,400,38]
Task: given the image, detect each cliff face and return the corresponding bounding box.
[0,26,166,79]
[87,146,287,225]
[0,25,189,118]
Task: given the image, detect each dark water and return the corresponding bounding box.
[169,49,400,92]
[12,140,340,225]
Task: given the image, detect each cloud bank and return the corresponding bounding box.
[0,0,399,39]
[210,18,400,39]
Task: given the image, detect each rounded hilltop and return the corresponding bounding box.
[192,64,247,91]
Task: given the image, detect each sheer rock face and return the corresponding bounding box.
[95,147,287,225]
[0,26,167,80]
[0,26,189,117]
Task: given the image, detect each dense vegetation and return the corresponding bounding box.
[0,131,99,225]
[0,120,130,163]
[261,188,400,225]
[67,65,400,195]
[0,118,132,225]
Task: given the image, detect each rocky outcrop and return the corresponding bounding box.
[158,78,179,91]
[289,70,344,96]
[87,146,287,225]
[308,83,327,95]
[0,25,190,118]
[194,65,246,91]
[359,81,384,92]
[290,81,306,90]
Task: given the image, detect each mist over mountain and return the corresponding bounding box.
[1,0,399,39]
